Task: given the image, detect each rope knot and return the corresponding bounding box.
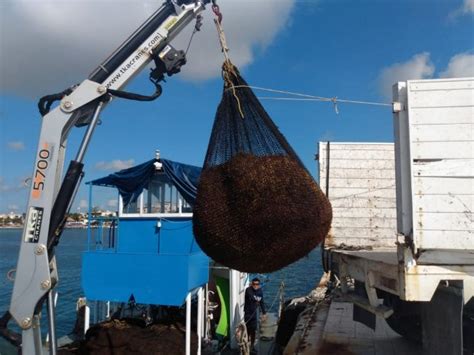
[222,61,244,118]
[331,97,339,114]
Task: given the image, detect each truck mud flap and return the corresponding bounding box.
[353,304,375,330]
[353,281,376,330]
[421,285,463,355]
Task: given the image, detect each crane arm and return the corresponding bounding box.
[3,1,211,353]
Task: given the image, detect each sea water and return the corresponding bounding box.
[0,229,87,336]
[0,228,323,344]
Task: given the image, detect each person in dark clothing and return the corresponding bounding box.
[244,277,267,349]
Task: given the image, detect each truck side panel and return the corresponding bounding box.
[394,77,474,252]
[318,142,397,248]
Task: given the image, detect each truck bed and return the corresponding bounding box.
[317,77,474,354]
[330,249,398,265]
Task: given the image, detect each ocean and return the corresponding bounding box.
[0,228,323,348]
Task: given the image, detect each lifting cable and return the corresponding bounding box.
[185,14,203,56]
[226,85,392,114]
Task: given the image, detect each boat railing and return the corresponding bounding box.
[87,216,119,252]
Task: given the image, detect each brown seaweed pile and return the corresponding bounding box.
[193,153,332,273]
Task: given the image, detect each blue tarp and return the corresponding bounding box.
[88,159,201,206]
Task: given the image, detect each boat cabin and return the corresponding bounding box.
[80,152,249,351]
[81,154,208,306]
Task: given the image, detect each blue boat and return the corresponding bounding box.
[82,152,207,307]
[80,152,249,353]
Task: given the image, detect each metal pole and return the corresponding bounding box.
[229,270,237,350]
[94,301,98,324]
[87,184,92,251]
[160,184,165,213]
[45,292,59,343]
[321,141,331,272]
[186,292,191,355]
[197,287,203,355]
[75,102,104,163]
[84,303,90,335]
[33,315,43,353]
[168,185,172,212]
[205,283,209,340]
[47,291,58,355]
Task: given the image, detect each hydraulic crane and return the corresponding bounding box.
[0,1,217,353]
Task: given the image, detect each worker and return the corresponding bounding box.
[244,277,267,351]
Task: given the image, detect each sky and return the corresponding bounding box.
[0,0,473,213]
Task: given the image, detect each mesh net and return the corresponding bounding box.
[203,62,301,167]
[193,61,332,273]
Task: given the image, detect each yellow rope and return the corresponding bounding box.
[214,18,230,62]
[213,9,244,119]
[222,60,245,118]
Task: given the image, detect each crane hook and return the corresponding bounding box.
[212,2,223,24]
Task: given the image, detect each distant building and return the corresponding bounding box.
[0,211,24,227]
[8,212,23,219]
[99,210,117,217]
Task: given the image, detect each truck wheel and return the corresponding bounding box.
[383,295,422,343]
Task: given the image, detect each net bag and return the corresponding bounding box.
[193,61,332,273]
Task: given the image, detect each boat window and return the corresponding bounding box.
[143,180,192,214]
[119,174,193,216]
[123,199,139,214]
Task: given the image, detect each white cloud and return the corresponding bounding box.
[0,177,9,192]
[319,130,336,142]
[0,176,28,192]
[464,0,474,13]
[0,0,295,97]
[7,204,19,211]
[439,52,474,78]
[95,159,135,171]
[449,0,474,20]
[378,51,473,98]
[79,199,88,209]
[107,199,118,208]
[7,141,25,151]
[378,52,435,99]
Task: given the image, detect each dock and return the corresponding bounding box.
[282,274,422,355]
[318,301,421,355]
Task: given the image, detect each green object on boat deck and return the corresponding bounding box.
[215,276,230,338]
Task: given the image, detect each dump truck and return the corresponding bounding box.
[318,77,474,354]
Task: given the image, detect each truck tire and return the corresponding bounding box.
[383,294,422,343]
